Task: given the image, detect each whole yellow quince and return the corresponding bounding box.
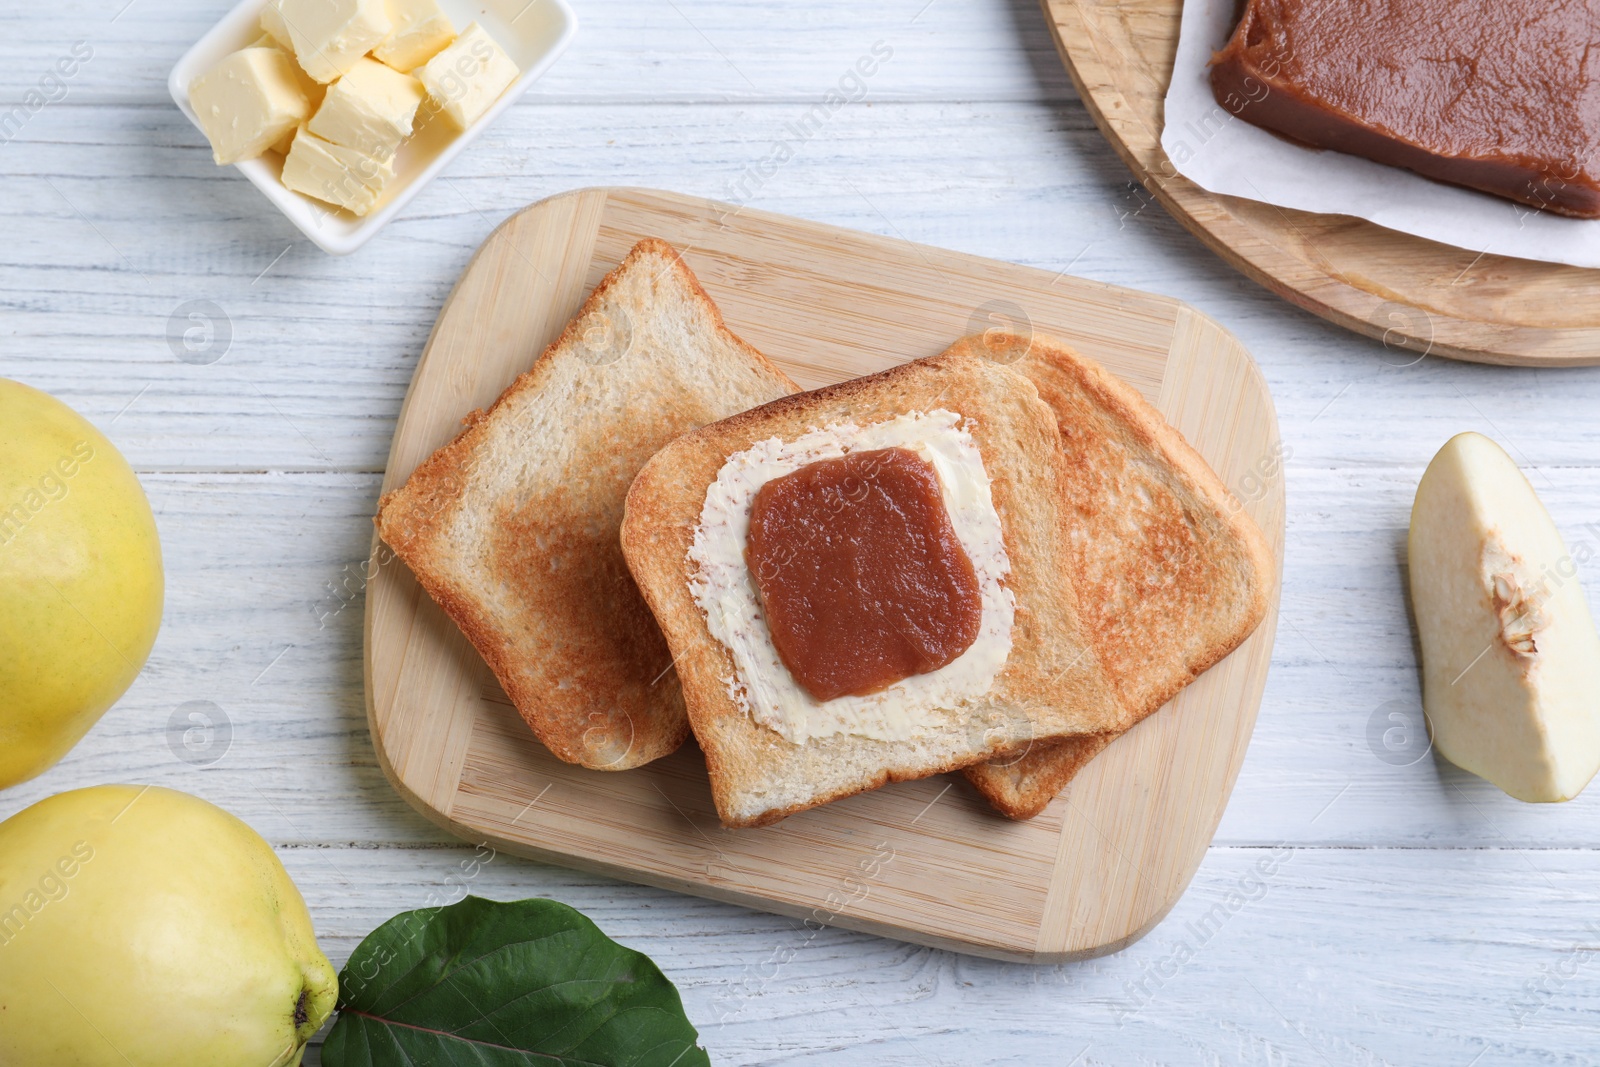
[0,379,163,789]
[0,785,338,1066]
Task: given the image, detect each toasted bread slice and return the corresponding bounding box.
[620,351,1124,827]
[982,731,1117,807]
[952,331,1275,819]
[375,239,799,770]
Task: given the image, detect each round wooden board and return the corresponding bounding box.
[1041,0,1600,366]
[364,187,1284,962]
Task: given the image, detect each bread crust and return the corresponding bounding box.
[621,351,1124,827]
[375,238,799,770]
[950,331,1276,819]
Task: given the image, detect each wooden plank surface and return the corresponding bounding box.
[365,187,1283,962]
[280,843,1600,1065]
[1042,0,1600,366]
[1,0,1598,1058]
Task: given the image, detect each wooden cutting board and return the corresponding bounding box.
[1042,0,1600,367]
[363,187,1284,962]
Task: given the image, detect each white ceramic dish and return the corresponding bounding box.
[169,0,577,255]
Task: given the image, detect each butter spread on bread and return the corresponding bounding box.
[687,409,1014,746]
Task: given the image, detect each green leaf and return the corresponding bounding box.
[322,896,711,1067]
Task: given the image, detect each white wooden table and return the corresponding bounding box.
[4,1,1599,1062]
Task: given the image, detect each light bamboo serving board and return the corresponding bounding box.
[364,187,1285,962]
[1043,0,1600,367]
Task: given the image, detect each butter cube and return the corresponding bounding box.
[415,22,519,129]
[375,0,456,72]
[275,0,393,84]
[258,3,294,52]
[250,31,327,125]
[249,30,303,153]
[307,57,424,159]
[281,128,395,215]
[189,46,311,165]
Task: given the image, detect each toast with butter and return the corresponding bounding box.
[374,239,799,770]
[620,351,1124,827]
[952,331,1275,819]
